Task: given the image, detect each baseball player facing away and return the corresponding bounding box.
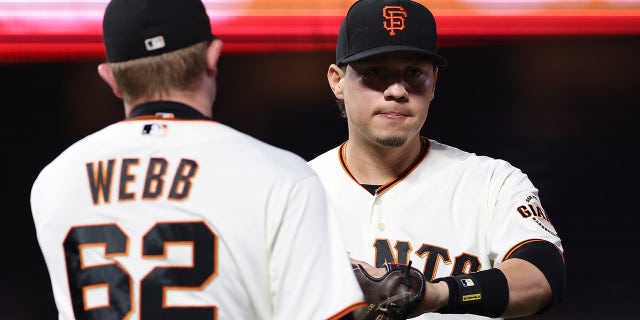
[309,0,566,319]
[30,0,366,319]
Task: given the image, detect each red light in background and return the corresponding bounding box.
[1,0,639,63]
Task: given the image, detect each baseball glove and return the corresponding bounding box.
[352,261,426,320]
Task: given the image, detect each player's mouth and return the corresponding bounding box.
[375,111,410,120]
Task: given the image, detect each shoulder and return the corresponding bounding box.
[242,137,317,177]
[307,145,341,172]
[427,139,526,177]
[35,121,317,184]
[188,123,320,181]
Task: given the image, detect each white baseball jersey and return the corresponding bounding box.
[309,138,564,320]
[31,102,364,320]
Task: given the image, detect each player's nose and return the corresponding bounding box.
[384,82,409,102]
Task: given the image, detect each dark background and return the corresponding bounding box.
[2,35,638,319]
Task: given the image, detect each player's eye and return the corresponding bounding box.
[403,67,430,87]
[405,68,424,78]
[363,66,385,78]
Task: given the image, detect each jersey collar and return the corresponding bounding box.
[128,101,210,120]
[339,136,430,196]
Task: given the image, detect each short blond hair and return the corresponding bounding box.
[109,41,209,102]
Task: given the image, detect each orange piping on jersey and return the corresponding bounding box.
[327,301,368,320]
[82,283,110,310]
[502,239,566,265]
[339,137,431,196]
[376,137,430,195]
[338,141,361,185]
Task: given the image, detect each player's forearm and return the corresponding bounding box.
[497,258,552,318]
[415,259,552,318]
[412,280,449,315]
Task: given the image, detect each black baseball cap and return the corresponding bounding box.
[102,0,215,63]
[336,0,447,67]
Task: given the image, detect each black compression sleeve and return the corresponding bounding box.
[434,268,509,317]
[506,240,567,310]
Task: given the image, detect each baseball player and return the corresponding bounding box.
[30,0,365,319]
[309,0,566,319]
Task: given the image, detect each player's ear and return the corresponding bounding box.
[328,64,345,99]
[205,39,224,77]
[97,63,123,98]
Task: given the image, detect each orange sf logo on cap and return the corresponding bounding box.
[382,6,407,36]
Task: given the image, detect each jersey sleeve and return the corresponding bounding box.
[267,173,364,320]
[484,160,564,265]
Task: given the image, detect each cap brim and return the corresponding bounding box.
[338,45,447,67]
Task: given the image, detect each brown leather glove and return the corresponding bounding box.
[352,261,426,320]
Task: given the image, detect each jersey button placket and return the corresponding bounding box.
[370,196,384,235]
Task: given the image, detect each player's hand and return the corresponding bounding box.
[350,259,426,320]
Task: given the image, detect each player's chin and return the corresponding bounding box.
[373,134,408,147]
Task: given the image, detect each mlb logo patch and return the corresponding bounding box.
[145,36,166,51]
[460,278,475,287]
[142,123,168,137]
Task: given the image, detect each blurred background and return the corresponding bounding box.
[2,1,639,319]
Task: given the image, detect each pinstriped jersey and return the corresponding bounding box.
[31,102,364,320]
[309,138,564,320]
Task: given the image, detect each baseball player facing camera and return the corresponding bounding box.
[309,0,567,319]
[31,0,367,319]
